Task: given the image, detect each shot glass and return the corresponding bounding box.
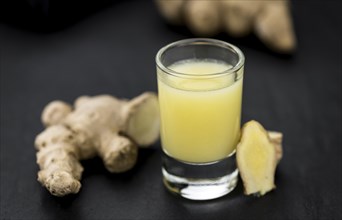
[156,38,245,200]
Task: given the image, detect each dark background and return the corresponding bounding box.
[1,0,341,219]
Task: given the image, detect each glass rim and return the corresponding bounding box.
[156,38,245,78]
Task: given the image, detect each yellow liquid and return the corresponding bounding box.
[158,59,243,163]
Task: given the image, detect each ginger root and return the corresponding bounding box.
[236,120,283,196]
[185,0,221,36]
[35,92,160,196]
[155,0,296,53]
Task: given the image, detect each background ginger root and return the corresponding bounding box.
[221,0,265,37]
[155,0,184,25]
[35,92,160,196]
[237,120,283,196]
[155,0,296,53]
[255,1,296,53]
[185,0,221,36]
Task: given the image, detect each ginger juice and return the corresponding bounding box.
[157,59,243,163]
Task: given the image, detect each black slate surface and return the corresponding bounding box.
[1,0,341,219]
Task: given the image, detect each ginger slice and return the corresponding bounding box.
[237,120,283,196]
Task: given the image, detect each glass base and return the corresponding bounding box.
[162,152,238,200]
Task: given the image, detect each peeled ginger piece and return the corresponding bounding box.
[237,120,283,196]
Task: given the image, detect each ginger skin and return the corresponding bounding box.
[236,120,283,196]
[155,0,296,53]
[35,92,160,196]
